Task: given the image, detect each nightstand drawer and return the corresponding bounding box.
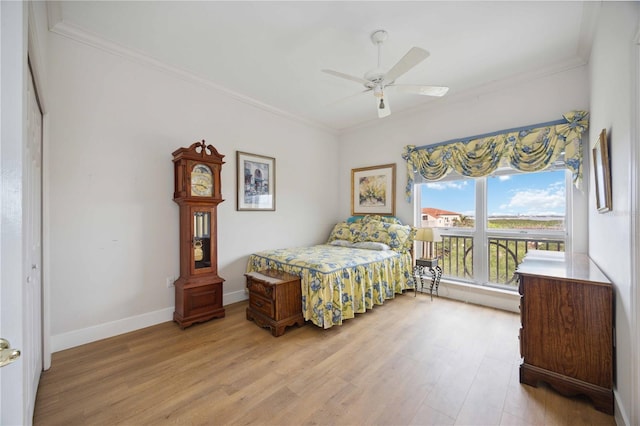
[246,278,273,299]
[249,293,274,317]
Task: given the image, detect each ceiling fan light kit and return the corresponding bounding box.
[322,29,449,119]
[373,84,390,118]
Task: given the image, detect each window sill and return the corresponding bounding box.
[435,278,520,313]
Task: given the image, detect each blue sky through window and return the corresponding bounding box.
[421,170,566,218]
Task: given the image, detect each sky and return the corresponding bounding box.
[421,170,566,217]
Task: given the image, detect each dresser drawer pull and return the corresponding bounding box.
[254,300,264,307]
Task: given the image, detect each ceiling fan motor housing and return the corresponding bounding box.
[363,70,385,88]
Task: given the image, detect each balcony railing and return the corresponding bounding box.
[435,235,565,288]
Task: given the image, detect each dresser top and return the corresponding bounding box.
[516,250,611,285]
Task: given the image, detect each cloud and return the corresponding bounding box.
[495,181,565,216]
[425,181,469,191]
[498,175,511,181]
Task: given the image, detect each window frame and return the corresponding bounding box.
[414,167,573,290]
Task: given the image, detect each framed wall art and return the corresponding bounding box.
[592,128,612,213]
[236,151,275,211]
[351,163,396,216]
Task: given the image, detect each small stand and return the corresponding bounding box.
[413,258,442,301]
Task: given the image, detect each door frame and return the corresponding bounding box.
[630,20,640,426]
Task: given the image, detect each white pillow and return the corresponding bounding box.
[329,239,354,247]
[352,241,391,251]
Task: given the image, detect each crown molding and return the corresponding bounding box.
[46,8,591,138]
[47,19,338,136]
[46,1,62,31]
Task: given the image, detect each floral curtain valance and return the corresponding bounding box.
[401,110,589,202]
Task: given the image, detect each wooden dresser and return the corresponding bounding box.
[245,270,305,336]
[516,250,613,414]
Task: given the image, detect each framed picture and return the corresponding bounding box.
[351,163,396,216]
[592,129,612,213]
[236,151,275,211]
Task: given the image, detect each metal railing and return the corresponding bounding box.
[438,235,474,281]
[436,235,565,288]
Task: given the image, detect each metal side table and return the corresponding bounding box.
[413,258,442,300]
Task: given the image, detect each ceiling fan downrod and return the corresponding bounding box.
[364,30,388,87]
[371,29,388,69]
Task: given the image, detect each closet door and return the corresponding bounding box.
[24,61,44,421]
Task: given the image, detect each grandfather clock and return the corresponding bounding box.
[172,140,225,328]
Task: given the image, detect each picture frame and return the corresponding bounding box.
[592,129,612,213]
[236,151,275,211]
[351,163,396,216]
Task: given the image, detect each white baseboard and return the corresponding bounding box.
[224,289,248,305]
[615,389,631,426]
[52,284,513,352]
[52,291,249,352]
[51,307,174,352]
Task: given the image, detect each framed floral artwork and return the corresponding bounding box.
[351,163,396,216]
[592,129,612,213]
[237,151,275,211]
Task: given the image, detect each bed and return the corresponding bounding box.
[246,215,416,329]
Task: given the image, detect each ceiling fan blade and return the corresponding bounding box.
[383,47,430,84]
[326,88,372,107]
[393,84,449,97]
[376,95,391,118]
[322,69,371,86]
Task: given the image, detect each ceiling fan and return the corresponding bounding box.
[322,29,449,118]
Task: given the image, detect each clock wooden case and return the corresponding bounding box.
[172,140,225,328]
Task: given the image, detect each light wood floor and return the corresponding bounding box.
[34,294,616,425]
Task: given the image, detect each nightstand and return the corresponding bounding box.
[413,258,442,300]
[245,270,305,336]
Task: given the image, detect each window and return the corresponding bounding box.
[418,169,568,290]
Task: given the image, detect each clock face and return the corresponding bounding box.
[191,164,213,197]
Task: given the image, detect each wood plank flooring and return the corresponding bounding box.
[34,294,616,425]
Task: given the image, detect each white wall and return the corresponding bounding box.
[588,3,640,425]
[47,33,340,350]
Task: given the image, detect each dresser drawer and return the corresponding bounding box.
[519,327,524,358]
[249,293,274,318]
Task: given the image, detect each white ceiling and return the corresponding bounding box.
[51,1,596,133]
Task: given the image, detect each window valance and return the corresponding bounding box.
[401,110,589,202]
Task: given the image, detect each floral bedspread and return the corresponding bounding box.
[246,244,415,328]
